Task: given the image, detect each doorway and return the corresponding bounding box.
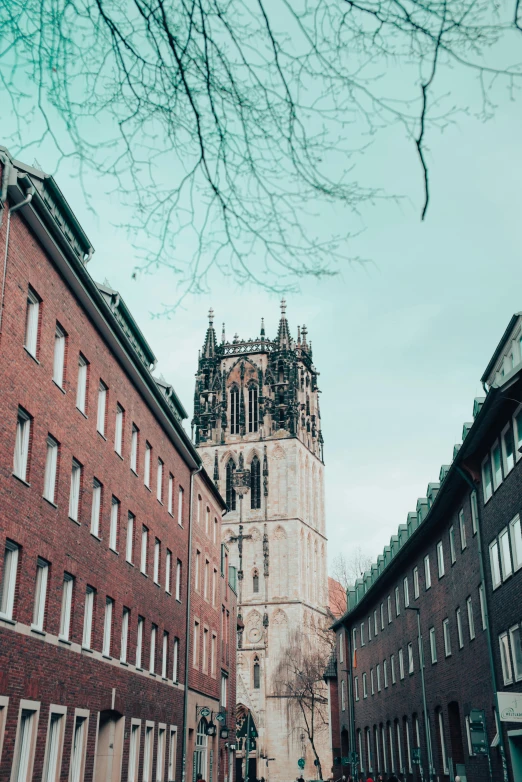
[94,710,125,782]
[447,701,465,766]
[508,732,522,782]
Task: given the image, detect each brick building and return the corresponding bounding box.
[0,148,237,782]
[331,315,522,782]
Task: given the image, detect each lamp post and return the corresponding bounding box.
[406,607,434,782]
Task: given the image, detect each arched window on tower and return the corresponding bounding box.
[226,459,236,511]
[253,569,259,593]
[230,386,240,434]
[250,455,261,509]
[253,656,260,689]
[248,384,259,433]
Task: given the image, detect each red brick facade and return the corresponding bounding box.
[0,150,235,782]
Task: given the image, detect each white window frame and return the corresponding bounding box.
[114,405,124,456]
[128,720,141,782]
[339,632,344,664]
[499,632,513,684]
[467,597,475,640]
[12,700,41,782]
[481,455,493,503]
[136,617,144,669]
[437,541,445,578]
[157,459,163,502]
[32,558,49,631]
[131,425,139,473]
[373,610,378,636]
[408,642,414,674]
[141,526,148,574]
[341,679,346,710]
[513,404,522,461]
[69,711,89,782]
[126,513,135,564]
[109,497,119,552]
[173,638,179,683]
[91,480,102,537]
[53,324,66,388]
[424,555,431,590]
[69,460,81,522]
[102,597,113,657]
[499,527,513,580]
[405,720,412,773]
[465,716,475,757]
[121,608,129,663]
[384,659,388,688]
[42,705,67,782]
[509,625,522,682]
[59,574,74,641]
[165,550,172,594]
[413,567,419,599]
[443,618,451,657]
[362,673,367,698]
[144,443,151,488]
[391,654,396,684]
[149,624,157,673]
[387,595,392,624]
[97,382,107,437]
[0,541,20,619]
[396,721,403,773]
[154,539,160,585]
[449,525,456,564]
[76,355,88,414]
[168,727,177,782]
[24,288,40,357]
[376,663,381,692]
[388,725,395,772]
[510,514,522,572]
[456,608,463,649]
[360,622,365,646]
[14,409,31,482]
[403,577,409,608]
[366,728,373,772]
[380,602,384,630]
[501,423,515,477]
[470,491,478,535]
[175,561,181,602]
[354,676,359,701]
[143,723,154,782]
[430,627,437,663]
[491,439,503,491]
[221,673,228,708]
[490,539,502,589]
[168,475,173,515]
[395,587,400,616]
[399,648,404,680]
[479,583,487,630]
[162,632,168,679]
[177,486,184,526]
[459,509,467,551]
[156,724,166,782]
[438,711,448,774]
[82,587,94,649]
[43,436,59,504]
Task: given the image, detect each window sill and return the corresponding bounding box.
[58,637,72,645]
[43,497,58,509]
[131,468,138,477]
[69,516,81,526]
[162,676,168,682]
[52,380,66,394]
[109,547,119,555]
[120,660,129,666]
[126,560,135,567]
[12,473,30,487]
[145,485,152,493]
[115,452,124,461]
[30,626,46,636]
[168,511,173,518]
[102,654,112,660]
[97,431,107,441]
[23,346,40,364]
[141,571,148,578]
[0,615,16,625]
[81,646,94,653]
[166,591,172,596]
[149,672,157,678]
[136,667,143,672]
[91,533,102,542]
[76,407,88,419]
[176,598,182,604]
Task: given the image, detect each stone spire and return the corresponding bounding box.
[260,317,265,340]
[276,298,291,350]
[202,308,217,358]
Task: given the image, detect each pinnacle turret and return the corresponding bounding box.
[276,298,292,349]
[202,308,217,358]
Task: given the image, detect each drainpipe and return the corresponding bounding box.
[0,173,36,336]
[182,464,203,782]
[455,466,509,782]
[346,621,358,780]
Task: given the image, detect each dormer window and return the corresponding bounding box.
[248,384,259,433]
[230,386,240,434]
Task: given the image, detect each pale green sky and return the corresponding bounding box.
[3,57,522,571]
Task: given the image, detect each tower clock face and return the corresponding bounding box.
[249,627,262,643]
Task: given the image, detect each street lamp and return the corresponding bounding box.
[406,606,434,782]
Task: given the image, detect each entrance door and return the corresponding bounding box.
[447,702,465,765]
[193,719,208,782]
[94,711,124,782]
[509,734,522,782]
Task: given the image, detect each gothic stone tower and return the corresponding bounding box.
[193,303,329,782]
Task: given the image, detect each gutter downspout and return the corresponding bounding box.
[346,624,358,780]
[182,464,203,782]
[0,173,36,336]
[455,466,509,782]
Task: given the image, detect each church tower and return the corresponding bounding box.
[193,303,329,782]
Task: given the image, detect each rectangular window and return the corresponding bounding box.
[510,514,522,571]
[144,443,151,488]
[143,725,153,782]
[405,720,412,773]
[13,706,39,782]
[395,587,400,616]
[456,608,463,649]
[59,573,74,640]
[76,355,88,414]
[408,642,414,674]
[367,729,373,772]
[126,513,135,564]
[114,405,124,456]
[0,541,19,620]
[175,560,182,601]
[202,627,208,673]
[482,455,493,502]
[128,722,141,782]
[168,474,173,515]
[177,487,184,525]
[173,638,179,682]
[97,382,107,436]
[168,728,177,782]
[362,673,367,698]
[221,674,228,708]
[148,624,156,673]
[69,460,81,521]
[424,555,431,589]
[403,577,409,607]
[165,550,172,594]
[380,602,384,630]
[413,567,419,598]
[479,583,487,630]
[373,611,378,636]
[70,714,88,782]
[384,659,388,688]
[24,287,40,357]
[489,539,502,589]
[354,676,359,701]
[91,480,102,537]
[500,527,513,580]
[14,408,31,481]
[53,324,66,388]
[154,539,160,585]
[43,710,65,782]
[391,654,396,684]
[136,616,144,669]
[430,627,437,663]
[157,459,163,502]
[459,509,467,550]
[360,622,365,646]
[443,618,451,657]
[43,436,59,504]
[131,425,139,473]
[377,663,381,691]
[204,560,209,600]
[467,597,475,640]
[141,527,148,574]
[32,558,49,631]
[491,440,503,490]
[396,721,403,773]
[195,551,200,592]
[509,625,522,682]
[341,679,346,710]
[399,648,404,680]
[465,716,475,757]
[82,587,94,649]
[387,595,392,623]
[500,632,513,684]
[193,621,199,667]
[156,726,166,782]
[437,541,445,578]
[211,632,217,676]
[438,712,449,775]
[470,491,478,535]
[110,497,120,552]
[514,406,522,457]
[370,668,374,695]
[103,597,113,656]
[121,607,130,663]
[339,632,344,664]
[162,632,168,679]
[449,525,456,564]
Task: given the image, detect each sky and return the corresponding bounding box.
[3,48,522,573]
